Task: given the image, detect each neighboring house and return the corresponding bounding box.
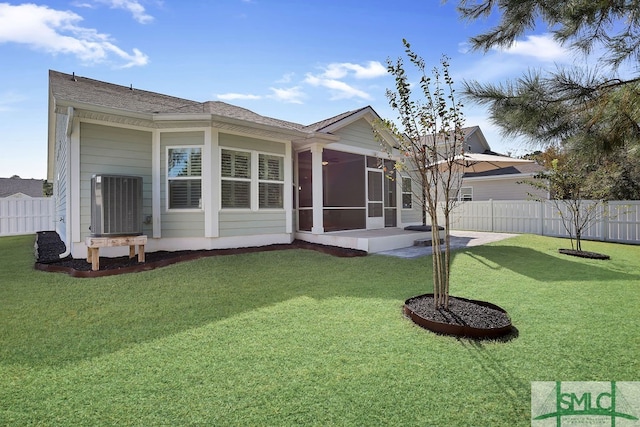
[0,177,45,198]
[461,163,547,201]
[451,126,546,201]
[48,70,426,258]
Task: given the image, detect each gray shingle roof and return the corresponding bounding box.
[49,70,305,132]
[303,106,371,132]
[0,177,45,197]
[49,70,202,114]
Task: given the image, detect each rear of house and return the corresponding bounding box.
[48,70,425,258]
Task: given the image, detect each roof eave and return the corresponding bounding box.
[462,172,542,182]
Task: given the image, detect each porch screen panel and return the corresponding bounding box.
[297,151,313,231]
[322,150,365,207]
[322,149,365,231]
[323,209,366,232]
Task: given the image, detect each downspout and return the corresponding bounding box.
[59,106,74,259]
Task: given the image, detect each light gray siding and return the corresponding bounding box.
[160,131,205,238]
[219,211,286,237]
[219,133,286,154]
[465,133,487,153]
[333,118,380,151]
[79,122,152,239]
[462,177,543,201]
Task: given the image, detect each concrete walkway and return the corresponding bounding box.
[376,230,518,259]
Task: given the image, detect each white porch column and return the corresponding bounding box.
[311,144,324,234]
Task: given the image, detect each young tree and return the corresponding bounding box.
[375,40,466,309]
[524,152,607,252]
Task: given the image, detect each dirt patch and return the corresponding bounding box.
[34,231,367,277]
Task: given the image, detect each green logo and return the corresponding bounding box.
[532,382,640,426]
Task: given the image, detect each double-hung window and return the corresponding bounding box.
[167,147,202,209]
[402,177,413,209]
[258,154,284,209]
[221,149,251,209]
[220,149,285,210]
[459,187,473,201]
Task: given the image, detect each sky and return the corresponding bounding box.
[0,0,582,180]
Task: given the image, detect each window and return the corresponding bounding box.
[402,177,413,209]
[167,147,202,209]
[259,154,284,209]
[221,149,251,209]
[460,187,473,201]
[221,149,285,210]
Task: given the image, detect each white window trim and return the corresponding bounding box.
[401,176,413,210]
[166,145,203,212]
[220,147,252,211]
[220,147,286,212]
[258,152,286,211]
[459,186,473,202]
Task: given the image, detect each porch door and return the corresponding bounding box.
[366,169,384,229]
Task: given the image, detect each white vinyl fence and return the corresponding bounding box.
[439,200,640,244]
[0,197,56,236]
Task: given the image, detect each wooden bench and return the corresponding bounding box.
[85,235,147,271]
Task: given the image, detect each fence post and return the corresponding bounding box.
[600,201,608,241]
[489,199,494,232]
[539,201,544,236]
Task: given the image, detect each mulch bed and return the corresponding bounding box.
[405,294,512,330]
[34,231,366,277]
[558,249,610,260]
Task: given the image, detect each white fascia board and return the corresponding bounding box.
[318,107,377,133]
[462,172,539,182]
[55,100,152,121]
[155,113,308,139]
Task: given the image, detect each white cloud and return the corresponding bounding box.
[304,74,372,100]
[302,61,386,101]
[0,3,149,67]
[93,0,154,24]
[269,86,305,104]
[216,93,262,101]
[498,33,570,62]
[321,61,387,79]
[276,72,295,84]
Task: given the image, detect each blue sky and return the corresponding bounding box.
[0,0,578,179]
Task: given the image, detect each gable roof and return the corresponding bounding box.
[418,125,490,149]
[0,177,44,198]
[304,106,374,133]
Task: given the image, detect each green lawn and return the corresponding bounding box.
[1,234,638,426]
